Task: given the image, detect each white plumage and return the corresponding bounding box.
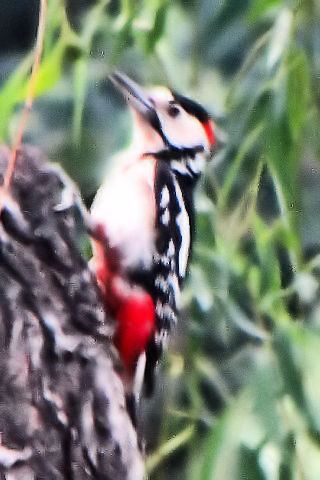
[91,155,156,271]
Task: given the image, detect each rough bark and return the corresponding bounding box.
[0,145,144,480]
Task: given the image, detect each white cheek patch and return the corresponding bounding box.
[159,110,208,150]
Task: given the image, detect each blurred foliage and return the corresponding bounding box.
[2,0,320,478]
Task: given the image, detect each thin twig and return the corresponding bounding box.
[0,0,47,214]
[146,424,195,474]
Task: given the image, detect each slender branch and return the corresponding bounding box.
[146,424,195,474]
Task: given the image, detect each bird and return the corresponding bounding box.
[90,72,216,416]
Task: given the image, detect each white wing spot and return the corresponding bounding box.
[168,273,181,308]
[156,301,177,324]
[160,186,170,208]
[155,275,169,293]
[173,179,190,278]
[167,240,175,258]
[154,252,170,266]
[161,208,170,226]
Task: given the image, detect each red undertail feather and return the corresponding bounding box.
[114,292,155,374]
[92,238,155,375]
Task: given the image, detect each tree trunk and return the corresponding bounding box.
[0,145,143,480]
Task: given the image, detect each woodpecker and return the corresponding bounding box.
[91,72,216,402]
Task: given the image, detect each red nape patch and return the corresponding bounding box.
[114,293,155,374]
[203,119,216,147]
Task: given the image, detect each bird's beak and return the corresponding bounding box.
[109,71,169,146]
[109,71,154,118]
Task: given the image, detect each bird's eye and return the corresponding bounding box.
[168,105,180,118]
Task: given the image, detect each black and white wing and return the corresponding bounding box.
[144,160,195,394]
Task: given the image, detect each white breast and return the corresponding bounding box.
[91,156,156,271]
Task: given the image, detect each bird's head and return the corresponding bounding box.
[109,72,216,179]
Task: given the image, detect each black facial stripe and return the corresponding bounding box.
[144,145,204,162]
[172,92,209,123]
[146,109,171,146]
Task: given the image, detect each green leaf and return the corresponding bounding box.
[294,431,320,480]
[247,0,282,23]
[218,122,264,211]
[288,326,320,433]
[286,47,310,143]
[0,19,80,141]
[200,391,262,480]
[253,216,282,296]
[200,407,237,480]
[265,8,293,71]
[145,2,169,53]
[263,85,300,218]
[273,325,306,414]
[251,358,281,442]
[238,446,265,480]
[262,47,309,218]
[31,39,66,97]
